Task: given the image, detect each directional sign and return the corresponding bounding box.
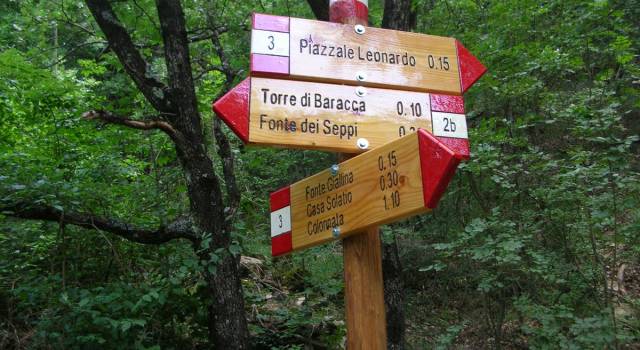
[213,77,470,155]
[269,129,465,256]
[250,13,487,96]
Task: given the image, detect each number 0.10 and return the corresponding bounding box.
[396,102,423,117]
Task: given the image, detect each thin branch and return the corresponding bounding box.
[213,118,240,221]
[132,0,160,32]
[58,16,96,37]
[209,30,235,84]
[45,41,108,68]
[206,13,240,221]
[2,203,196,244]
[59,0,96,37]
[95,42,112,60]
[82,110,191,147]
[85,0,174,113]
[189,26,228,43]
[193,65,225,81]
[192,56,227,81]
[466,171,491,215]
[83,110,174,133]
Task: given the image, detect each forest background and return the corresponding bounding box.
[0,0,639,349]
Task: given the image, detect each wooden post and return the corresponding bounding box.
[343,229,387,349]
[329,1,388,348]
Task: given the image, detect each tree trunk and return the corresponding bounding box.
[155,0,249,347]
[85,0,250,347]
[382,0,417,30]
[382,235,406,350]
[205,253,248,349]
[379,1,417,348]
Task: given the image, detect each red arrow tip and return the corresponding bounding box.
[212,78,251,143]
[418,129,465,209]
[456,40,487,94]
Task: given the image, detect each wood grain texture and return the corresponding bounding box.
[288,132,428,252]
[288,17,461,94]
[248,77,433,152]
[344,227,387,350]
[327,3,386,349]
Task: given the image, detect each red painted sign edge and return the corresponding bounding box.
[270,186,293,257]
[253,13,290,32]
[270,186,291,211]
[212,78,250,143]
[456,40,488,94]
[430,94,464,114]
[251,53,290,77]
[272,232,293,257]
[418,129,464,209]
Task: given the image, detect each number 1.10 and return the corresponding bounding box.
[383,191,400,210]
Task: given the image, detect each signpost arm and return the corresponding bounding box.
[329,1,388,348]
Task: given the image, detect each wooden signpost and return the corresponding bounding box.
[269,129,466,256]
[250,12,487,95]
[212,1,486,347]
[213,76,469,154]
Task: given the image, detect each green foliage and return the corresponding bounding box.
[1,0,639,348]
[435,323,466,350]
[404,0,640,347]
[11,272,206,349]
[514,296,637,349]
